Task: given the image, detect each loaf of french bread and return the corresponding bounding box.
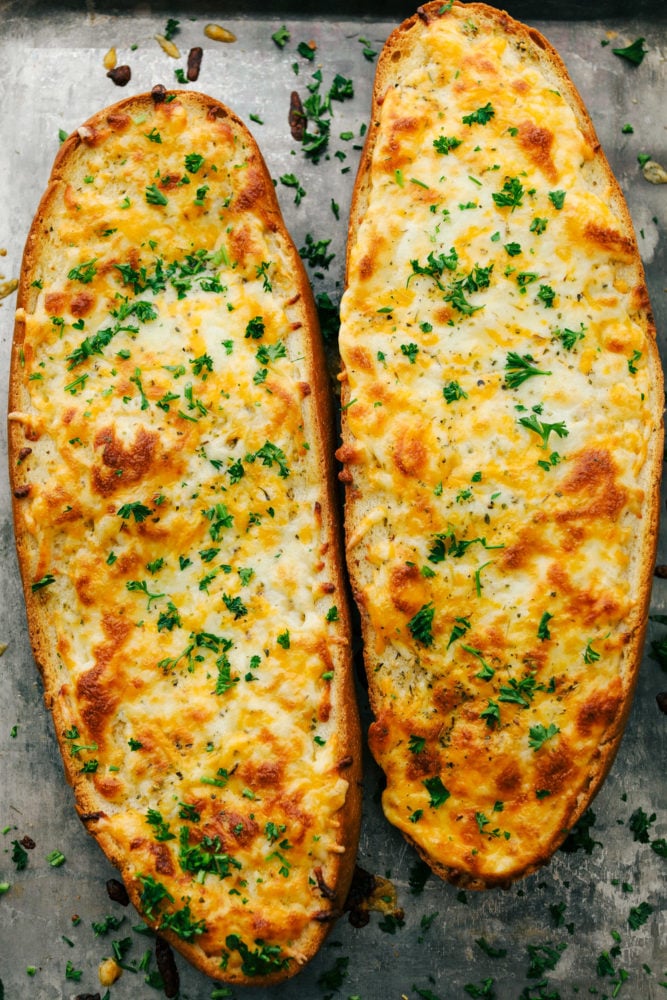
[9,90,361,981]
[338,1,662,888]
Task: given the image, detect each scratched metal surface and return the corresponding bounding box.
[0,3,666,999]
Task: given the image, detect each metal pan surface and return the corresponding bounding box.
[0,2,665,997]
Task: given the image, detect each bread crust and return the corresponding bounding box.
[9,90,360,982]
[339,1,662,888]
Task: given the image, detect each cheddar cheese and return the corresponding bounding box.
[338,2,662,888]
[9,91,360,982]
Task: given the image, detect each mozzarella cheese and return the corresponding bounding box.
[338,3,662,886]
[10,93,357,981]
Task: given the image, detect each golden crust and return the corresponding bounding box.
[9,91,360,983]
[339,2,662,888]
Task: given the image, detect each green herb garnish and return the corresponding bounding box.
[407,603,435,646]
[504,352,551,389]
[423,776,451,808]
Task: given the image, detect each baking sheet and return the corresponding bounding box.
[0,2,666,998]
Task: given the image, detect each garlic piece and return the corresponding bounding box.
[204,24,237,43]
[155,34,180,58]
[99,958,122,986]
[103,47,117,70]
[642,159,667,185]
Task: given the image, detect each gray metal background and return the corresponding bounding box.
[0,2,665,998]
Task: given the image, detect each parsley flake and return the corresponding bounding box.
[407,602,435,646]
[462,102,495,126]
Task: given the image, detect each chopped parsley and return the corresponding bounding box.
[519,414,569,449]
[584,640,601,664]
[445,282,483,316]
[481,699,501,728]
[423,775,451,808]
[277,630,290,649]
[407,602,435,646]
[222,593,248,620]
[428,529,502,562]
[117,501,153,522]
[157,603,181,632]
[462,102,495,126]
[271,25,290,48]
[179,827,241,881]
[443,380,468,403]
[225,934,290,977]
[279,173,306,205]
[433,135,462,155]
[184,153,205,173]
[256,261,273,292]
[250,441,289,478]
[164,17,180,40]
[146,809,175,842]
[628,807,655,843]
[244,316,265,340]
[92,914,125,936]
[194,184,209,206]
[255,341,287,365]
[612,37,647,65]
[65,961,83,981]
[560,808,602,854]
[553,323,586,350]
[504,352,551,389]
[145,184,168,206]
[67,259,97,284]
[159,902,206,941]
[299,234,335,269]
[137,874,174,918]
[447,616,471,648]
[628,901,653,930]
[408,248,459,288]
[126,580,165,609]
[492,176,524,208]
[537,284,556,308]
[498,674,539,707]
[11,840,29,871]
[526,941,567,978]
[528,723,560,751]
[537,611,553,640]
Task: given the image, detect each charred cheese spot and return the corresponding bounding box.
[576,682,623,738]
[70,292,96,317]
[517,120,557,182]
[583,223,635,260]
[391,424,430,478]
[389,562,425,615]
[559,449,627,522]
[92,426,159,497]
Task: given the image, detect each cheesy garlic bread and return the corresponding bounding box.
[9,91,360,982]
[337,2,662,887]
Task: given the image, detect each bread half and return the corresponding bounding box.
[9,90,360,982]
[338,1,662,888]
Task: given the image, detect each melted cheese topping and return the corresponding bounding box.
[339,8,659,885]
[13,96,353,979]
